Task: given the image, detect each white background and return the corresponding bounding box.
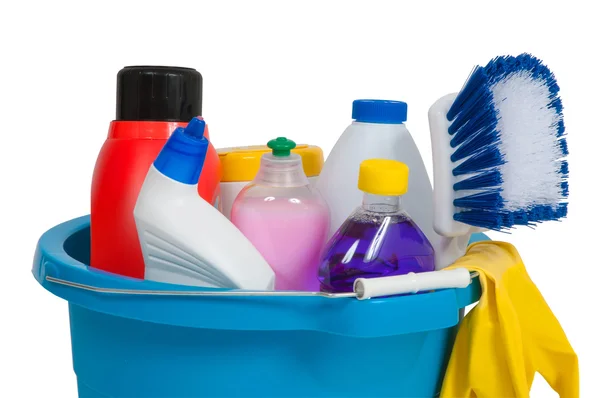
[1,1,598,397]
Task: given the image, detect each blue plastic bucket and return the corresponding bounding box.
[33,216,484,398]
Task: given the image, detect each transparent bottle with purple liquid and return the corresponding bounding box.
[318,159,435,293]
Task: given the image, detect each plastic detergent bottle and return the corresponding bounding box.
[231,137,330,291]
[315,99,442,260]
[218,144,324,219]
[91,66,221,279]
[134,118,275,290]
[318,159,435,293]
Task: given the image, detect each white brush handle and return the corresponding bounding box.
[353,268,471,300]
[429,93,486,269]
[429,93,474,238]
[436,235,472,270]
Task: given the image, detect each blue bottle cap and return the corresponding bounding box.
[352,99,407,124]
[154,117,209,185]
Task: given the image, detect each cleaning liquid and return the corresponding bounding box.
[315,99,443,261]
[134,117,275,290]
[91,66,221,279]
[318,159,435,293]
[231,137,329,291]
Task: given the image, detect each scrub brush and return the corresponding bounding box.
[429,53,569,269]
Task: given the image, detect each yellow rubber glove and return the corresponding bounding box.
[440,241,579,398]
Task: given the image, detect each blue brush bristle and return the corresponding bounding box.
[447,53,569,231]
[453,192,503,210]
[451,147,504,176]
[511,210,530,226]
[557,120,566,137]
[453,210,504,231]
[560,160,569,175]
[447,67,490,121]
[557,202,568,217]
[559,138,569,155]
[450,125,499,162]
[453,169,503,191]
[561,181,569,196]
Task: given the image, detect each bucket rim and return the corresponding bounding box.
[32,216,483,337]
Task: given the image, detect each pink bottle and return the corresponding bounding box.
[231,137,330,291]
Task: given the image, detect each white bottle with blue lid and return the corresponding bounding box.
[316,100,443,267]
[134,117,276,290]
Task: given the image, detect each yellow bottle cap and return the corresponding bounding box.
[358,159,409,196]
[217,144,324,182]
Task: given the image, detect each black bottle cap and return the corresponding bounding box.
[116,66,202,122]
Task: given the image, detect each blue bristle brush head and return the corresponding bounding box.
[445,53,569,232]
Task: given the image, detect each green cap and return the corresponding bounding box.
[267,137,296,157]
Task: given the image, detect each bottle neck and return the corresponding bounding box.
[362,193,401,213]
[254,153,309,187]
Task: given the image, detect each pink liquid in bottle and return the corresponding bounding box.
[232,196,329,291]
[231,137,330,291]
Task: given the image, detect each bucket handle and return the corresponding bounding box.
[46,268,478,300]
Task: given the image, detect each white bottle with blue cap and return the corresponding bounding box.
[134,117,276,289]
[316,100,442,267]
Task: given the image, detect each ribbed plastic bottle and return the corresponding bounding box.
[318,159,435,293]
[231,138,330,291]
[91,66,220,279]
